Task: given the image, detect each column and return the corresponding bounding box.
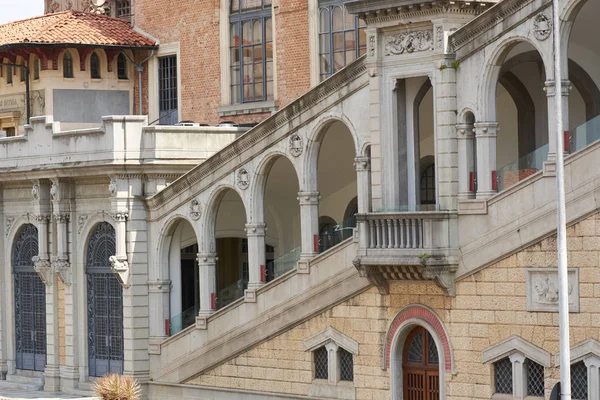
[197,252,217,319]
[584,356,600,400]
[474,122,498,199]
[53,214,71,286]
[298,191,320,260]
[245,223,266,292]
[456,124,475,200]
[545,80,571,162]
[509,353,526,399]
[354,156,371,250]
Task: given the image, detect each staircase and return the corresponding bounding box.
[151,238,370,384]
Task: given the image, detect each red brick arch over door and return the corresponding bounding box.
[384,305,453,373]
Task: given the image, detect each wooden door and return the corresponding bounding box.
[403,327,440,400]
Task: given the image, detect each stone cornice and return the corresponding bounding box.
[450,0,550,52]
[146,57,368,212]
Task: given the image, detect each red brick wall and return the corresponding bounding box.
[134,0,311,126]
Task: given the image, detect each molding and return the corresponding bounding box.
[218,100,277,117]
[304,327,359,355]
[482,336,551,367]
[555,339,600,366]
[32,256,53,286]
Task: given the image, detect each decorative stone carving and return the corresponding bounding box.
[419,265,456,297]
[32,183,40,200]
[436,26,444,50]
[384,30,433,56]
[5,216,14,236]
[289,134,303,157]
[47,0,60,13]
[533,13,552,41]
[77,215,88,234]
[109,255,131,288]
[53,214,69,223]
[32,256,53,286]
[86,0,110,14]
[34,215,50,223]
[50,183,59,200]
[237,168,250,190]
[52,258,72,286]
[189,198,201,221]
[526,268,579,312]
[108,179,118,197]
[369,35,376,57]
[114,212,128,222]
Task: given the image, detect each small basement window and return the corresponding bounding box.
[339,348,353,381]
[314,346,328,380]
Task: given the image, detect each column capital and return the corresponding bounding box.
[455,124,475,138]
[53,214,70,223]
[544,79,572,97]
[114,212,129,222]
[473,122,498,137]
[245,223,267,237]
[354,156,371,172]
[297,191,320,205]
[197,252,217,266]
[34,214,51,224]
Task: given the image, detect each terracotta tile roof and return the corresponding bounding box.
[0,11,157,50]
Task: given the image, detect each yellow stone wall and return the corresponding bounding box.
[185,213,600,399]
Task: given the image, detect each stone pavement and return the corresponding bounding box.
[0,389,96,399]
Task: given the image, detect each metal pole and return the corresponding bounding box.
[551,0,571,398]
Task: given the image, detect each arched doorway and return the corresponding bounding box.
[13,224,46,372]
[86,222,123,377]
[402,326,440,400]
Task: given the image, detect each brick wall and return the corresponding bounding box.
[185,212,600,399]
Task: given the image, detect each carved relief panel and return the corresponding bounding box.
[526,268,579,312]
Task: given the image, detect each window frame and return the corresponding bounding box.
[117,53,128,80]
[33,56,40,81]
[157,54,178,125]
[90,52,101,80]
[6,65,13,84]
[63,51,74,79]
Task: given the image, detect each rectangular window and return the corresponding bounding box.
[33,57,40,80]
[158,55,178,125]
[5,127,16,137]
[7,65,12,84]
[314,347,328,380]
[494,357,513,394]
[339,348,353,381]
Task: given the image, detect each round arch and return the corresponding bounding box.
[156,214,200,279]
[201,184,250,247]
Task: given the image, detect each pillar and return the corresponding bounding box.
[584,356,600,400]
[245,223,266,291]
[509,353,526,399]
[355,156,371,250]
[298,191,320,260]
[474,122,498,199]
[545,80,571,162]
[197,252,217,318]
[456,124,475,200]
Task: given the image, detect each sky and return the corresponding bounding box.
[0,0,45,24]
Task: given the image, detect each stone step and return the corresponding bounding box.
[0,376,44,391]
[61,386,96,398]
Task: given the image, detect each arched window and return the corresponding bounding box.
[229,0,273,104]
[420,163,436,205]
[63,51,74,78]
[90,52,101,79]
[318,0,366,81]
[117,53,128,80]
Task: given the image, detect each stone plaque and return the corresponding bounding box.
[526,268,579,312]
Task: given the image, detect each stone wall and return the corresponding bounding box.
[185,212,600,399]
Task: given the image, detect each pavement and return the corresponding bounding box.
[0,389,96,399]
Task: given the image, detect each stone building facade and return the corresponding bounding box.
[0,0,599,399]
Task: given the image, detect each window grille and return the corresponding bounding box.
[63,51,74,78]
[526,360,545,397]
[571,361,588,400]
[7,65,12,84]
[314,346,328,380]
[428,332,439,364]
[33,57,39,80]
[116,0,131,17]
[91,52,101,79]
[420,163,436,205]
[117,53,128,80]
[318,0,366,81]
[158,55,178,125]
[407,330,423,363]
[229,0,273,104]
[339,348,353,381]
[494,357,513,395]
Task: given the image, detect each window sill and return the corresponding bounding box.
[218,100,276,117]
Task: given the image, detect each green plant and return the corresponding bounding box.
[93,374,141,400]
[450,61,460,69]
[439,63,447,70]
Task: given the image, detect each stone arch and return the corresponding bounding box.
[201,184,249,251]
[156,214,200,280]
[561,0,588,22]
[387,305,453,400]
[79,212,117,259]
[60,48,80,76]
[88,49,108,77]
[458,108,476,125]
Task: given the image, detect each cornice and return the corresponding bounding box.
[146,57,368,211]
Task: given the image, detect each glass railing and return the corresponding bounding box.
[496,143,549,192]
[569,114,600,154]
[216,279,247,309]
[319,218,356,253]
[168,304,198,336]
[266,246,301,280]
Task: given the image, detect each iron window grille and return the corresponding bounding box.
[318,0,366,81]
[158,55,178,125]
[526,360,545,397]
[494,357,513,395]
[116,0,131,17]
[571,361,588,400]
[229,0,273,104]
[33,57,40,80]
[7,65,12,84]
[91,52,101,79]
[314,346,329,380]
[63,51,74,78]
[339,348,354,381]
[117,53,128,80]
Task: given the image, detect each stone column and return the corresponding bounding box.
[509,353,527,399]
[245,223,266,293]
[456,124,475,200]
[584,356,600,400]
[196,252,217,321]
[354,156,371,250]
[545,80,571,162]
[474,122,498,199]
[147,280,170,351]
[298,191,320,260]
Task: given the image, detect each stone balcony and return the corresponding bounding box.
[353,211,458,296]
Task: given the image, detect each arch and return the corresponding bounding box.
[62,50,75,78]
[90,51,101,79]
[79,212,117,254]
[201,184,250,247]
[479,36,551,123]
[342,196,358,227]
[12,224,38,269]
[458,108,476,125]
[561,0,588,22]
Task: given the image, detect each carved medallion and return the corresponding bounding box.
[237,168,250,190]
[526,268,579,312]
[533,13,551,41]
[189,198,202,221]
[289,134,303,157]
[384,30,433,56]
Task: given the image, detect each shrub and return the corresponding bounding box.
[93,374,141,400]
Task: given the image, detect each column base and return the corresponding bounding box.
[0,360,7,380]
[59,365,79,391]
[44,365,61,392]
[7,360,15,375]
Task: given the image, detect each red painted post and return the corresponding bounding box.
[210,292,216,310]
[491,170,497,191]
[564,130,570,153]
[260,265,266,283]
[313,234,319,253]
[469,172,475,192]
[165,319,170,336]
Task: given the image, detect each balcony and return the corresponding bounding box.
[353,211,457,296]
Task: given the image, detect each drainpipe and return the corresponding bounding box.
[123,50,155,115]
